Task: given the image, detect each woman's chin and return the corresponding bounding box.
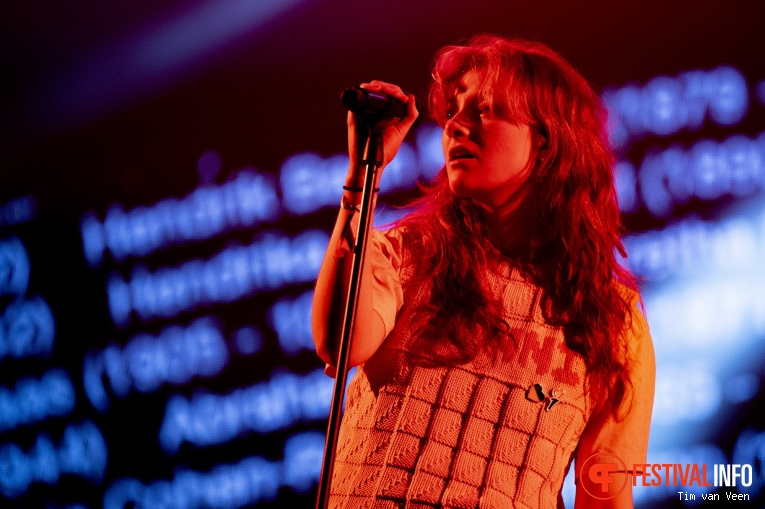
[447,174,472,198]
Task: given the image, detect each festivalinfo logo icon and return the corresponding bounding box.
[579,453,629,500]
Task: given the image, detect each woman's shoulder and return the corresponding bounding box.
[373,225,405,253]
[614,282,648,333]
[612,283,654,373]
[370,226,408,276]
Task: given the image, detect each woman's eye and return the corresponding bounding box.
[478,104,490,115]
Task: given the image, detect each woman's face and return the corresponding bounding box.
[442,71,538,211]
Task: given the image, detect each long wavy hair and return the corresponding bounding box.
[395,35,639,416]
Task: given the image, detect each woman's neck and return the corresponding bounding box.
[477,182,535,259]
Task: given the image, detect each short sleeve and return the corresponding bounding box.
[368,228,405,338]
[335,206,405,339]
[574,294,656,478]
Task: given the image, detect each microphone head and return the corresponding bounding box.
[340,88,366,111]
[341,87,407,122]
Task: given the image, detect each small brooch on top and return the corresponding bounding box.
[527,383,565,412]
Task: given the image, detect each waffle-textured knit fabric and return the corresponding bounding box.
[329,228,655,509]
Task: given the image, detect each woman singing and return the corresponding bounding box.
[313,35,655,509]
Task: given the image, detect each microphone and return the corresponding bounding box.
[341,87,408,122]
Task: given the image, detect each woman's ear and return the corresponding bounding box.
[536,126,549,150]
[533,128,549,166]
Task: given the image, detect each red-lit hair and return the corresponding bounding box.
[395,35,639,415]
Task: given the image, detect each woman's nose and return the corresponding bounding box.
[444,108,476,138]
[445,114,468,138]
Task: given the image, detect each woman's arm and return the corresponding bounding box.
[312,81,418,372]
[574,293,655,508]
[311,196,385,370]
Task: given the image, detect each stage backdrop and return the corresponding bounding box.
[1,1,765,507]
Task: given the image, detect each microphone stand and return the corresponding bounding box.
[315,119,383,509]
